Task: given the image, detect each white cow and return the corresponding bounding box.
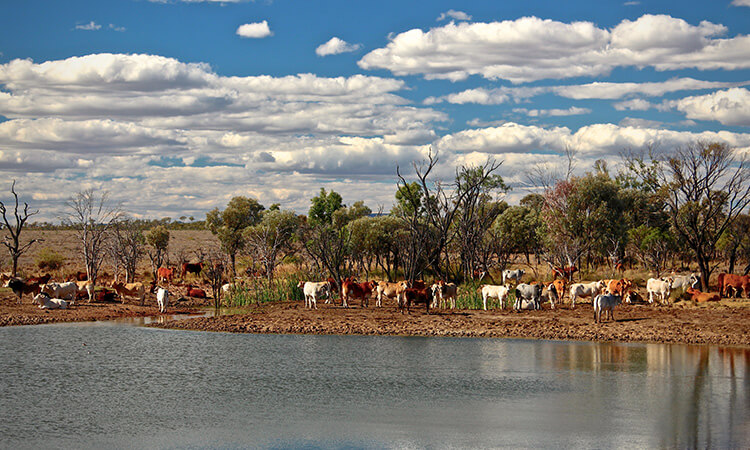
[669,273,700,291]
[593,294,621,323]
[76,281,95,302]
[647,277,674,305]
[376,281,408,308]
[41,281,78,300]
[502,269,525,285]
[156,287,169,313]
[514,283,542,310]
[431,281,458,309]
[32,293,72,309]
[481,284,510,310]
[298,281,331,309]
[569,281,606,308]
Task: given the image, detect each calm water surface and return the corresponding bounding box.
[0,322,747,449]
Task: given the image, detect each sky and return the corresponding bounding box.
[0,0,749,221]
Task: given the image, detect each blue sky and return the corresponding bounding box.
[0,0,749,220]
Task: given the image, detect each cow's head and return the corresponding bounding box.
[689,273,700,289]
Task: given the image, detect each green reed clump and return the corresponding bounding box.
[225,273,307,307]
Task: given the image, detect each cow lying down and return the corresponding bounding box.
[32,293,73,310]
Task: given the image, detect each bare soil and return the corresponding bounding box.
[152,299,750,347]
[0,288,208,327]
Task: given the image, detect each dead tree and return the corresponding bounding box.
[0,181,40,276]
[63,189,122,285]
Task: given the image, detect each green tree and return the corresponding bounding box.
[627,225,675,276]
[332,200,371,229]
[145,225,170,278]
[658,142,750,290]
[308,188,343,225]
[206,196,264,276]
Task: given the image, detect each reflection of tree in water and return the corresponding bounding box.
[660,346,747,448]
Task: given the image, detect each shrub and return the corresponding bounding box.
[36,248,65,271]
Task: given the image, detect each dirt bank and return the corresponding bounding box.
[0,289,207,326]
[152,300,750,347]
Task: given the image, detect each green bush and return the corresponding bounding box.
[36,248,65,271]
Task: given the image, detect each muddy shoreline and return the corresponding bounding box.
[151,300,750,347]
[3,288,748,347]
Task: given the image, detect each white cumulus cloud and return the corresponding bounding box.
[315,37,362,56]
[359,14,750,83]
[236,20,272,39]
[667,87,750,126]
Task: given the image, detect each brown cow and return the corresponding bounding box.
[181,262,204,279]
[685,288,720,303]
[604,279,632,297]
[186,285,207,298]
[546,278,567,308]
[402,287,432,314]
[157,267,175,284]
[95,289,119,302]
[718,273,750,298]
[552,266,578,281]
[5,278,42,304]
[67,271,88,281]
[27,274,52,285]
[341,278,377,308]
[111,281,146,305]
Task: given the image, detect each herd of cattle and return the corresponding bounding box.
[0,261,212,312]
[4,261,749,323]
[298,268,750,323]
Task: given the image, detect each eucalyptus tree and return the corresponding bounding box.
[656,142,749,289]
[206,196,264,277]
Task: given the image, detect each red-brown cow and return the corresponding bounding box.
[685,288,720,303]
[181,262,204,279]
[157,267,175,284]
[401,287,432,314]
[341,278,376,308]
[27,274,52,285]
[718,273,750,298]
[186,285,207,298]
[552,266,578,281]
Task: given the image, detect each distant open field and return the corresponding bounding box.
[6,229,219,278]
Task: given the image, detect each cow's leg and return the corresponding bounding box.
[482,294,487,311]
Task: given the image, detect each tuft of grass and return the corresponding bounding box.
[35,247,65,271]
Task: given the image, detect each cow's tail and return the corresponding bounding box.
[717,273,725,298]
